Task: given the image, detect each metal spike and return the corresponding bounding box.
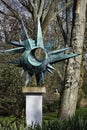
[9,41,24,47]
[48,48,69,55]
[47,68,53,74]
[19,38,22,44]
[47,64,55,70]
[3,47,24,53]
[20,20,32,49]
[21,69,25,76]
[37,17,44,48]
[25,73,30,86]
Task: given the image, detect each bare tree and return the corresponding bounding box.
[0,0,73,36]
[59,0,87,119]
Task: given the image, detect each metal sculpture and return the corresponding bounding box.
[0,18,79,86]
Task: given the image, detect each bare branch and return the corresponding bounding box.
[18,0,27,5]
[34,0,39,11]
[42,0,55,21]
[38,0,45,18]
[42,0,73,35]
[1,0,20,20]
[57,15,67,44]
[57,69,63,81]
[53,1,73,22]
[0,10,15,18]
[33,0,38,19]
[42,0,60,35]
[18,0,33,14]
[0,10,6,15]
[29,0,34,8]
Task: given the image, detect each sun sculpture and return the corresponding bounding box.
[1,17,79,86]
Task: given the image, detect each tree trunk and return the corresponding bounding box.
[59,0,87,119]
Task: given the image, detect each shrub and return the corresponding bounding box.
[0,115,87,130]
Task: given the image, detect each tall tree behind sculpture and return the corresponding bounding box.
[59,0,87,119]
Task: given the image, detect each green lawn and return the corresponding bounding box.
[43,112,58,120]
[0,107,87,124]
[0,116,15,123]
[76,107,87,116]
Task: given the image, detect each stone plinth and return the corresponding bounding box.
[22,87,46,94]
[22,87,46,127]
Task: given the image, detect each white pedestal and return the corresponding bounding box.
[22,87,46,127]
[26,94,42,126]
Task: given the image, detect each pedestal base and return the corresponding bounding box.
[26,94,42,126]
[22,87,46,94]
[22,87,46,126]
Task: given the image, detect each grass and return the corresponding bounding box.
[0,116,24,129]
[0,112,57,128]
[43,112,58,120]
[0,116,15,122]
[0,107,87,129]
[43,107,87,120]
[76,107,87,117]
[1,107,87,123]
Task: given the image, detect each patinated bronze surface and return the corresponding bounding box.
[0,18,79,86]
